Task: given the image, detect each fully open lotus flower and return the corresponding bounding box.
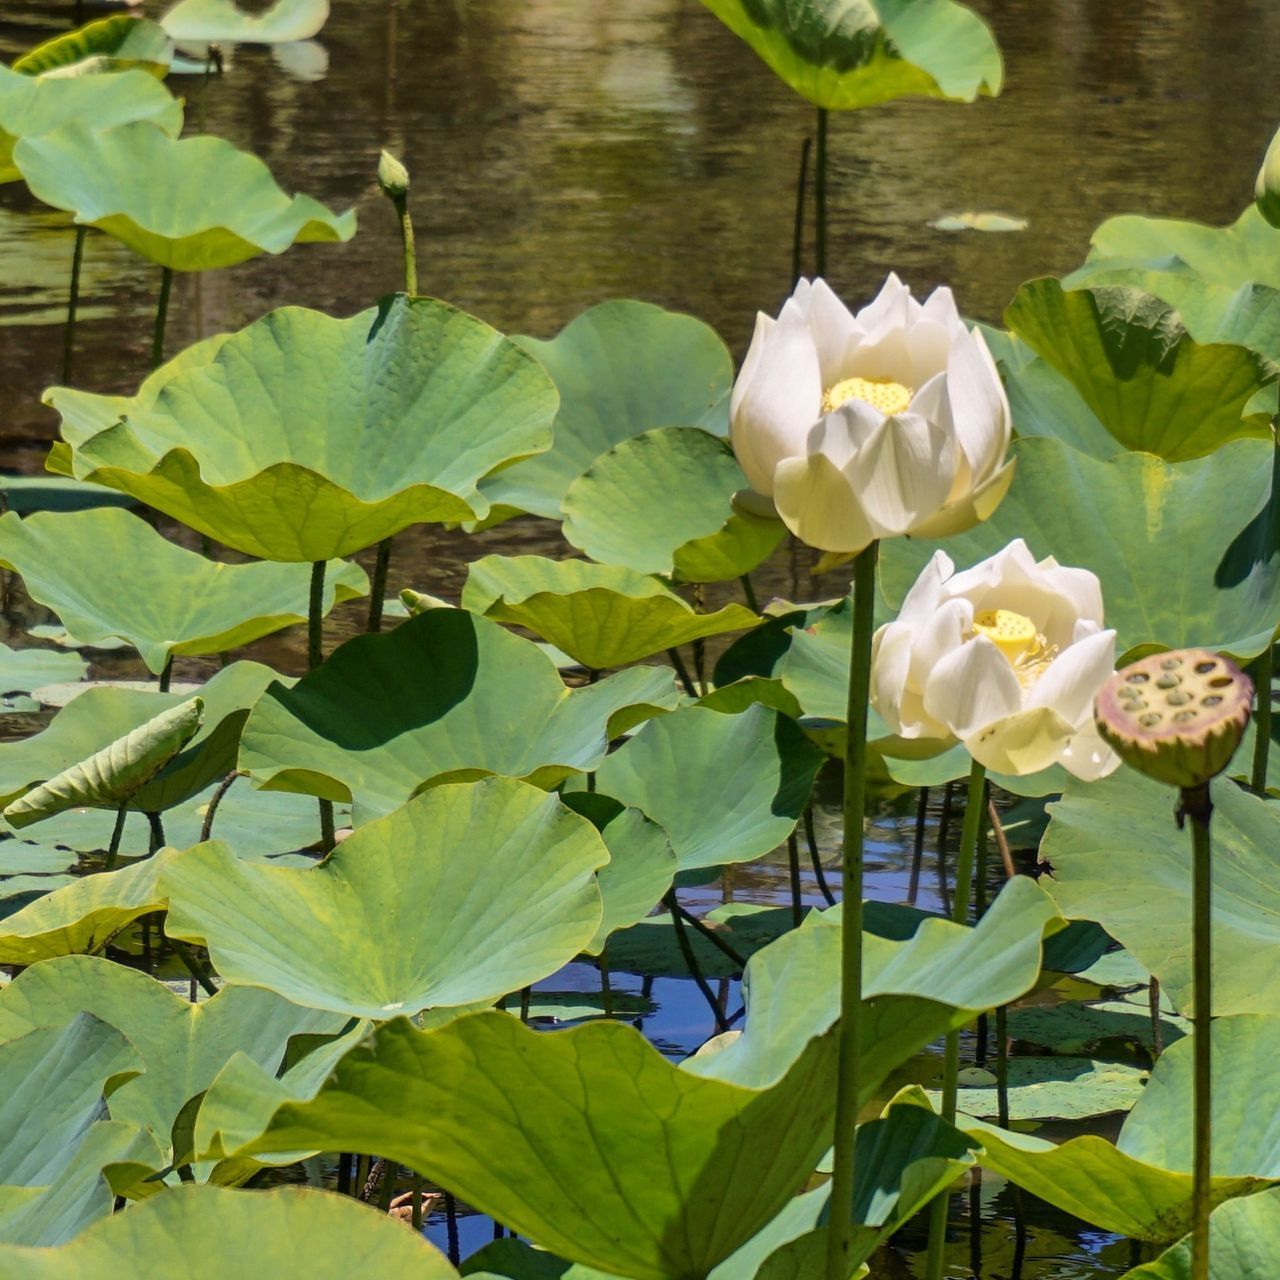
[871,539,1119,779]
[729,274,1014,552]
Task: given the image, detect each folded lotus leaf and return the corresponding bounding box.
[4,696,203,829]
[14,122,353,271]
[479,300,731,523]
[161,0,329,44]
[462,554,760,669]
[238,609,679,822]
[697,0,1001,110]
[0,508,367,673]
[0,64,181,184]
[12,16,173,78]
[45,296,558,560]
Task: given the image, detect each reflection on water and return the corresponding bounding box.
[0,2,1254,1273]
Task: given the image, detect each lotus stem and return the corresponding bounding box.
[670,896,748,969]
[146,811,166,855]
[62,226,86,385]
[1150,976,1165,1059]
[337,1153,354,1196]
[1251,642,1273,794]
[159,656,173,693]
[599,941,613,1017]
[175,941,217,998]
[665,890,731,1033]
[791,134,812,289]
[995,1002,1010,1129]
[444,1190,459,1259]
[825,538,878,1280]
[666,647,698,698]
[739,572,759,612]
[308,560,327,669]
[814,108,829,279]
[200,769,246,842]
[151,266,173,370]
[367,538,393,632]
[936,778,955,915]
[804,803,836,906]
[924,756,987,1280]
[988,793,1016,880]
[397,196,417,297]
[907,786,929,905]
[787,830,803,927]
[412,1171,425,1233]
[104,803,127,872]
[1184,781,1213,1280]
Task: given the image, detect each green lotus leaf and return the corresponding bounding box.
[1042,769,1280,1016]
[1004,279,1275,461]
[604,903,798,979]
[162,0,329,43]
[1123,1184,1280,1279]
[0,472,134,515]
[0,508,367,673]
[211,1010,838,1280]
[0,642,85,695]
[562,793,677,955]
[479,300,732,523]
[462,554,760,669]
[1006,999,1187,1056]
[238,610,678,822]
[162,778,610,1019]
[929,211,1027,232]
[0,63,181,184]
[12,16,173,78]
[0,1184,462,1276]
[956,1013,1280,1240]
[45,297,559,560]
[930,1056,1149,1121]
[696,0,1001,110]
[14,122,354,272]
[0,955,344,1169]
[561,427,785,582]
[878,435,1280,664]
[589,703,824,871]
[0,662,283,818]
[4,697,203,830]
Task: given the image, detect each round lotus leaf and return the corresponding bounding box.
[45,296,558,560]
[1005,280,1274,461]
[0,642,86,696]
[561,427,784,581]
[0,62,181,184]
[14,122,354,271]
[12,16,173,78]
[0,508,367,673]
[479,300,732,522]
[1126,1184,1280,1279]
[0,474,135,515]
[164,778,610,1019]
[462,554,760,669]
[0,1184,461,1277]
[879,435,1280,664]
[161,0,329,43]
[590,703,824,871]
[697,0,1001,110]
[930,1056,1149,1122]
[237,609,678,822]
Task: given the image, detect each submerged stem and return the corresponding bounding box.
[151,266,173,369]
[824,539,878,1280]
[1185,782,1213,1280]
[63,225,87,385]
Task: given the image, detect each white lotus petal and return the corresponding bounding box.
[896,548,954,628]
[870,623,914,736]
[962,706,1077,776]
[855,272,918,338]
[1057,720,1122,781]
[907,456,1016,540]
[920,285,968,339]
[848,411,957,537]
[1025,629,1116,726]
[946,326,1011,484]
[772,452,876,554]
[794,278,860,385]
[922,634,1023,740]
[907,597,974,697]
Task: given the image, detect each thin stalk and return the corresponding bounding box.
[665,890,730,1034]
[146,811,166,855]
[666,647,698,698]
[444,1191,460,1261]
[175,942,218,997]
[907,786,929,906]
[787,830,803,927]
[996,1002,1010,1129]
[151,266,173,369]
[599,942,613,1017]
[924,757,987,1280]
[63,225,86,384]
[104,804,128,872]
[200,770,246,842]
[988,793,1016,880]
[814,108,829,279]
[824,540,878,1280]
[1184,782,1213,1280]
[936,779,955,916]
[412,1171,425,1233]
[1251,643,1273,794]
[308,560,327,669]
[519,986,531,1022]
[739,572,759,612]
[791,134,812,288]
[394,192,418,296]
[1149,976,1165,1059]
[804,804,836,906]
[367,538,393,632]
[158,655,173,693]
[670,897,748,969]
[376,1160,397,1212]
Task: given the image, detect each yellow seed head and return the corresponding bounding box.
[821,376,913,417]
[973,608,1038,662]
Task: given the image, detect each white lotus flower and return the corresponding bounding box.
[871,539,1120,779]
[729,274,1014,553]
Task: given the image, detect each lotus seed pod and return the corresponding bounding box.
[1256,124,1280,229]
[1094,649,1253,789]
[377,149,410,199]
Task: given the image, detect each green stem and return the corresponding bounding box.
[791,134,812,289]
[599,941,613,1017]
[103,804,127,872]
[995,1002,1010,1129]
[367,538,393,632]
[907,786,929,906]
[308,560,326,670]
[396,194,418,296]
[924,757,987,1280]
[151,266,173,369]
[666,647,698,698]
[63,226,86,385]
[158,655,173,693]
[1186,783,1213,1280]
[411,1170,425,1232]
[739,572,759,612]
[814,107,829,279]
[804,804,836,906]
[787,831,803,927]
[665,890,730,1033]
[1251,643,1273,794]
[200,769,246,842]
[824,539,878,1280]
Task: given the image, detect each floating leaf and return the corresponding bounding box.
[604,903,796,979]
[480,301,732,522]
[161,0,330,44]
[462,555,760,669]
[1004,279,1274,461]
[0,473,134,515]
[696,0,1002,110]
[1007,999,1187,1055]
[15,123,354,272]
[238,610,678,822]
[0,643,86,697]
[0,508,366,673]
[561,428,784,582]
[589,704,824,870]
[934,1056,1149,1121]
[12,16,173,78]
[46,297,558,560]
[929,211,1027,232]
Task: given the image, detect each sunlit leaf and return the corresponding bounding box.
[161,0,329,44]
[12,16,173,78]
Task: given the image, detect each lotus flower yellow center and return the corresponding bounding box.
[821,375,914,417]
[973,608,1059,685]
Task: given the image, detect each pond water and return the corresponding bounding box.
[0,1,1265,1274]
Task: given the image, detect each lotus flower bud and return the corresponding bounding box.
[1094,649,1252,790]
[1255,124,1280,229]
[377,149,410,199]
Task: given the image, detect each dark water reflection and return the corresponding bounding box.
[0,1,1253,1273]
